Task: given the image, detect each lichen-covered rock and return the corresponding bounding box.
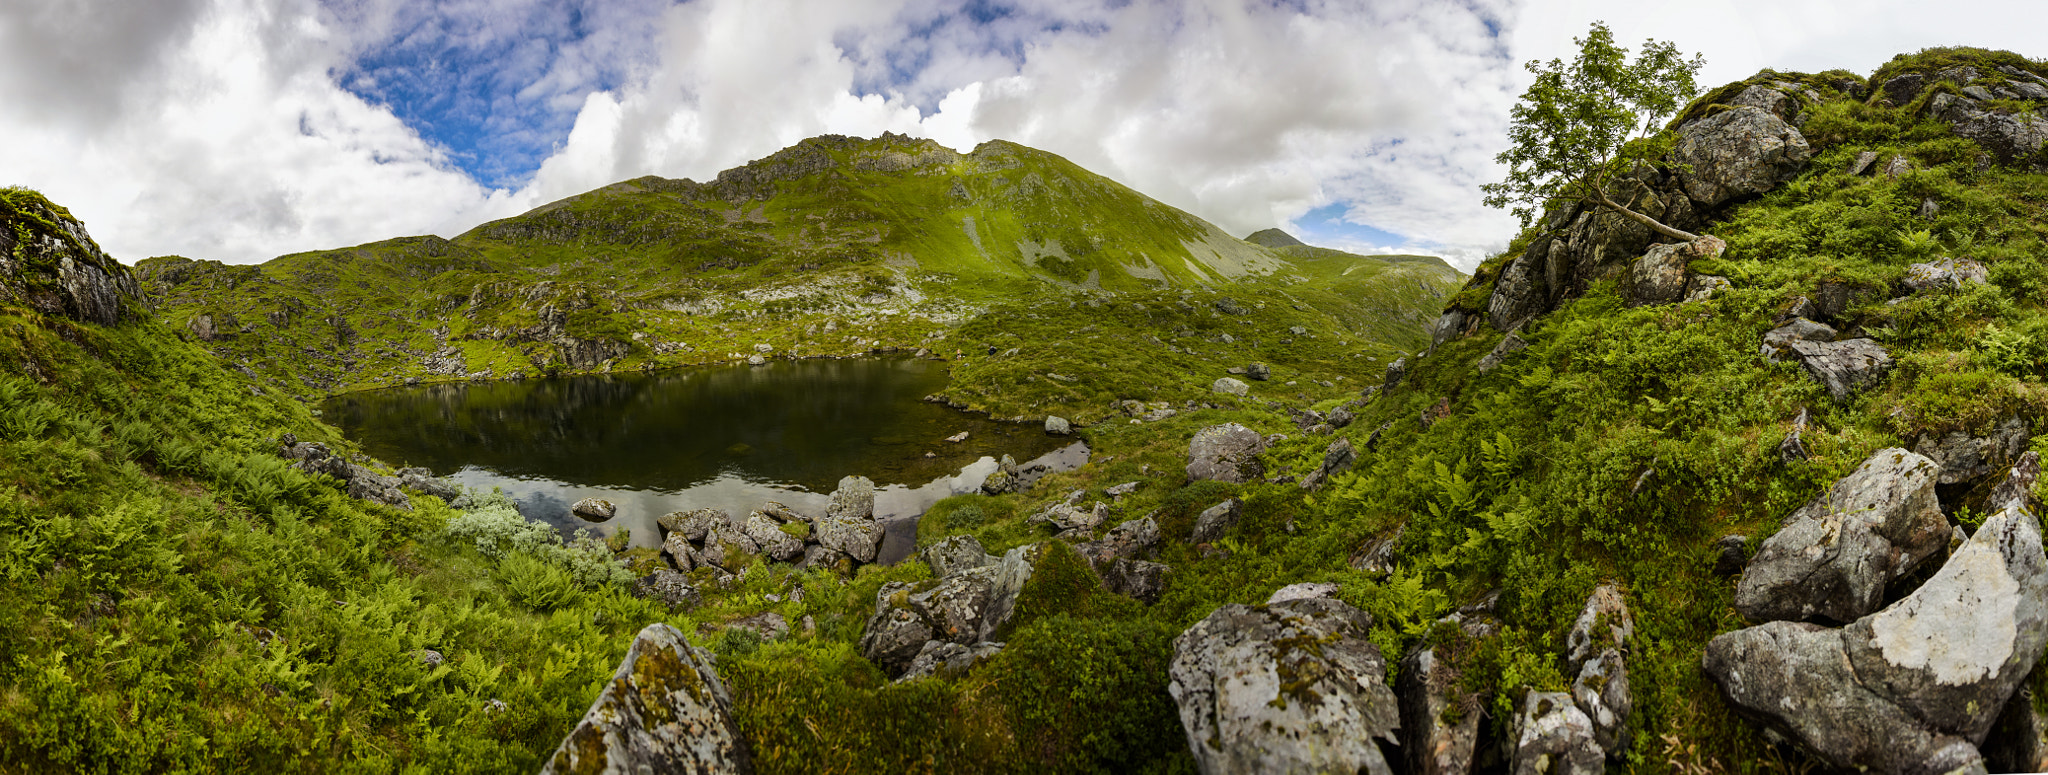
[1706,497,2047,772]
[817,475,883,563]
[0,190,146,327]
[1904,256,1990,293]
[1509,692,1603,775]
[793,544,852,575]
[922,534,996,578]
[1673,106,1812,208]
[1189,498,1243,544]
[1186,423,1267,484]
[1044,415,1071,435]
[659,508,727,542]
[741,510,804,562]
[1349,526,1403,575]
[1168,598,1401,774]
[1487,252,1547,333]
[663,532,700,572]
[1631,236,1726,306]
[698,522,762,571]
[896,640,1004,683]
[1912,417,2029,486]
[1265,582,1339,604]
[1099,559,1171,603]
[1246,362,1272,381]
[541,623,752,775]
[1788,338,1892,401]
[1759,317,1836,361]
[1727,83,1796,120]
[1735,448,1949,624]
[1299,437,1356,491]
[1430,310,1467,347]
[633,570,702,611]
[1572,649,1631,754]
[396,468,461,502]
[724,612,789,643]
[1383,356,1409,392]
[1929,91,2048,163]
[981,454,1022,495]
[1210,376,1249,397]
[1566,584,1635,667]
[859,544,1042,677]
[1073,516,1160,566]
[572,498,617,521]
[1026,498,1108,533]
[1477,331,1528,373]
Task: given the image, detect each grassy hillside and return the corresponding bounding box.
[135,135,1462,424]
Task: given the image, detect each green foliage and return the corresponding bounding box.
[495,551,584,611]
[1484,21,1705,235]
[985,615,1192,774]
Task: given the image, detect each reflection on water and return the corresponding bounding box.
[323,357,1075,551]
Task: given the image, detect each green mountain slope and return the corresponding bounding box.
[136,135,1462,423]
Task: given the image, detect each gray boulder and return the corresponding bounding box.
[571,498,617,521]
[794,544,853,575]
[540,623,751,775]
[817,475,883,563]
[1246,362,1271,381]
[1431,310,1467,346]
[1299,437,1357,491]
[1705,491,2048,773]
[1567,584,1636,667]
[1328,405,1355,428]
[1564,584,1635,758]
[1350,526,1403,575]
[1847,150,1880,176]
[1673,106,1812,208]
[1788,338,1892,400]
[1728,83,1795,121]
[1098,559,1171,604]
[742,510,804,562]
[1736,448,1948,624]
[1881,73,1927,105]
[1383,357,1409,392]
[1477,331,1529,373]
[896,640,1004,683]
[725,612,789,643]
[396,468,460,502]
[981,454,1022,495]
[1683,274,1732,302]
[1631,236,1726,305]
[1189,498,1243,544]
[1026,498,1108,533]
[698,522,762,571]
[1211,376,1249,397]
[1168,598,1401,774]
[859,544,1042,676]
[1759,317,1837,361]
[1266,582,1340,604]
[1044,415,1071,435]
[922,534,997,578]
[1487,251,1547,333]
[1186,423,1267,484]
[659,508,727,542]
[632,570,702,611]
[1509,692,1603,775]
[1913,417,2029,486]
[662,532,700,572]
[1073,516,1160,565]
[1903,257,1989,293]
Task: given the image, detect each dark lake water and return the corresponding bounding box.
[322,357,1079,553]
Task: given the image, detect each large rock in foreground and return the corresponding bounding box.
[1672,105,1812,209]
[542,623,752,775]
[1705,495,2048,773]
[1186,423,1267,484]
[1168,597,1400,774]
[1735,448,1948,624]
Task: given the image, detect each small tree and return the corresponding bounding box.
[1482,22,1706,241]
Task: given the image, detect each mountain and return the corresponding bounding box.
[136,135,1463,423]
[1243,227,1305,248]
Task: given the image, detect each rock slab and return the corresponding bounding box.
[1735,448,1949,624]
[542,623,752,775]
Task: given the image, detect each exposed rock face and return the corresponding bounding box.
[1673,106,1812,209]
[1189,498,1243,544]
[1904,257,1990,293]
[1397,615,1497,775]
[0,192,146,326]
[396,468,460,502]
[1431,310,1467,347]
[1630,236,1726,306]
[541,623,752,775]
[1912,417,2029,486]
[1508,692,1603,775]
[1265,582,1340,604]
[921,535,996,578]
[1186,423,1267,484]
[1564,584,1635,758]
[1477,331,1528,373]
[698,522,762,571]
[1705,493,2048,773]
[1487,252,1547,333]
[1383,356,1409,392]
[1168,597,1401,774]
[1788,338,1892,400]
[1735,448,1948,624]
[1929,91,2048,164]
[817,475,883,563]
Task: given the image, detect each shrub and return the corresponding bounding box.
[495,551,583,611]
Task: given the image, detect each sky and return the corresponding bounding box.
[3,0,2046,270]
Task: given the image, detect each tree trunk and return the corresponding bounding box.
[1594,190,1700,242]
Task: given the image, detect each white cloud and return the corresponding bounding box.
[8,0,2048,269]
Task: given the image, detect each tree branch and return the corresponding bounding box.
[1592,189,1700,242]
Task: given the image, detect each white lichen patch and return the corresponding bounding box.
[1866,535,2019,685]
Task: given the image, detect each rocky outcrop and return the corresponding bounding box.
[858,543,1042,678]
[897,640,1004,683]
[1298,438,1356,491]
[921,535,996,578]
[1186,423,1266,484]
[1564,584,1635,758]
[1074,516,1169,602]
[980,454,1022,495]
[1735,448,1948,624]
[633,570,703,611]
[1630,236,1727,306]
[0,191,146,326]
[1903,257,1989,293]
[541,623,752,775]
[1912,417,2029,487]
[1168,597,1401,774]
[1787,338,1892,400]
[278,434,412,510]
[1929,90,2048,164]
[1477,331,1528,373]
[1705,489,2048,773]
[817,475,884,563]
[1672,106,1812,209]
[659,508,727,542]
[1398,614,1498,775]
[1758,317,1836,361]
[1508,692,1603,775]
[1189,498,1243,544]
[742,510,804,562]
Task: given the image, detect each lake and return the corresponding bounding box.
[322,357,1080,557]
